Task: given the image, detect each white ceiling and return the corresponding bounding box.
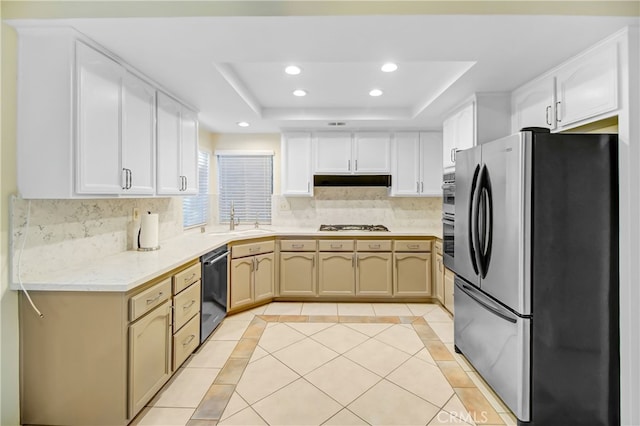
[9,14,638,133]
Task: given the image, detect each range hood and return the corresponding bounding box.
[313,175,392,187]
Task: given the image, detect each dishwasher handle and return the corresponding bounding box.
[203,251,229,266]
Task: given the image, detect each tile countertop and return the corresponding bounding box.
[13,226,440,292]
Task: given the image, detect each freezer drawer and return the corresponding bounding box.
[454,278,530,421]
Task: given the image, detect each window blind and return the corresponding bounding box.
[183,151,210,228]
[218,154,273,224]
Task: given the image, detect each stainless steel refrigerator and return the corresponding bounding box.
[454,129,619,425]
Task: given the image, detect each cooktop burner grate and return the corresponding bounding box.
[319,224,390,232]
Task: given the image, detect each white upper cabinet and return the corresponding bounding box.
[282,133,313,196]
[156,92,198,195]
[15,27,195,199]
[391,132,442,197]
[512,76,556,131]
[314,132,352,174]
[314,132,390,174]
[353,133,391,173]
[442,102,475,172]
[122,72,156,195]
[512,32,620,133]
[75,42,123,195]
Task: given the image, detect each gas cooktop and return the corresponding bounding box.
[319,224,390,232]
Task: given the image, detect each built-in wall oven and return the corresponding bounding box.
[200,245,228,344]
[442,172,455,270]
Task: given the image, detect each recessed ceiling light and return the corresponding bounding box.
[369,89,383,97]
[293,89,307,97]
[237,121,250,127]
[381,62,398,72]
[285,65,301,75]
[328,122,347,126]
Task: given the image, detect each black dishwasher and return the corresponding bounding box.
[200,245,228,344]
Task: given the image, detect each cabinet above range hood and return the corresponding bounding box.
[313,175,392,187]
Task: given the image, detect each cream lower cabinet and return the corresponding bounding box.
[172,262,201,370]
[356,240,392,296]
[433,240,445,304]
[279,240,317,296]
[129,299,172,416]
[230,240,275,310]
[444,267,455,314]
[318,240,356,296]
[393,240,432,297]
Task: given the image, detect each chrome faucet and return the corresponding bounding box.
[229,201,239,231]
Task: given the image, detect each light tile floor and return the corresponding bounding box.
[132,302,517,426]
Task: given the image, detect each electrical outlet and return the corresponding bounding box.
[133,208,140,221]
[279,200,290,211]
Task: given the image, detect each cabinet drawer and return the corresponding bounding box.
[356,240,392,251]
[280,240,316,251]
[173,313,200,370]
[130,278,172,321]
[318,240,355,251]
[173,262,201,295]
[394,240,432,252]
[232,240,275,258]
[173,281,201,331]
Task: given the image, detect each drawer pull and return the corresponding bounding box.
[183,300,196,310]
[407,244,420,249]
[369,244,381,249]
[146,292,163,305]
[292,244,304,249]
[182,334,196,347]
[184,272,196,283]
[249,247,261,253]
[330,244,343,249]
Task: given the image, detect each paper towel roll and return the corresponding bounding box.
[139,213,159,250]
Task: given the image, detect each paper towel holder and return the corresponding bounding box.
[138,211,161,252]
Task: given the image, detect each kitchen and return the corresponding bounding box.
[1,2,639,426]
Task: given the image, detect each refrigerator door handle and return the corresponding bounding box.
[469,165,482,275]
[456,280,517,324]
[480,166,494,278]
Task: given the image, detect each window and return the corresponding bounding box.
[217,152,273,224]
[183,151,210,228]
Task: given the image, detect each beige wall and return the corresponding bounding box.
[0,20,20,426]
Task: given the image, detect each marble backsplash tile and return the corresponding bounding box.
[11,196,183,281]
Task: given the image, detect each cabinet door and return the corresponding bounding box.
[556,42,618,128]
[76,42,123,194]
[435,254,445,304]
[391,132,420,196]
[156,92,182,195]
[315,132,352,174]
[456,103,475,152]
[444,267,455,314]
[419,132,443,196]
[353,132,391,173]
[356,253,392,296]
[512,76,555,132]
[282,133,313,196]
[442,115,456,171]
[128,300,172,417]
[254,253,275,302]
[394,253,431,296]
[230,258,253,310]
[180,108,199,194]
[280,253,316,296]
[318,253,355,296]
[122,72,155,195]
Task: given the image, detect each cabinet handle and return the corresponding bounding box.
[122,168,128,190]
[416,182,420,193]
[182,334,196,347]
[421,182,424,193]
[330,244,343,249]
[146,292,163,305]
[184,272,196,283]
[407,244,420,249]
[255,257,260,271]
[128,169,133,190]
[312,256,315,268]
[355,159,358,171]
[249,247,261,253]
[183,300,196,310]
[348,159,351,170]
[291,244,304,249]
[369,244,381,249]
[555,101,562,123]
[545,105,552,126]
[307,182,310,192]
[352,254,356,267]
[183,176,188,191]
[250,257,255,271]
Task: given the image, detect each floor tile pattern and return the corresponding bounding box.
[132,303,516,426]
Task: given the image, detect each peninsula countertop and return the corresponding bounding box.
[13,226,441,292]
